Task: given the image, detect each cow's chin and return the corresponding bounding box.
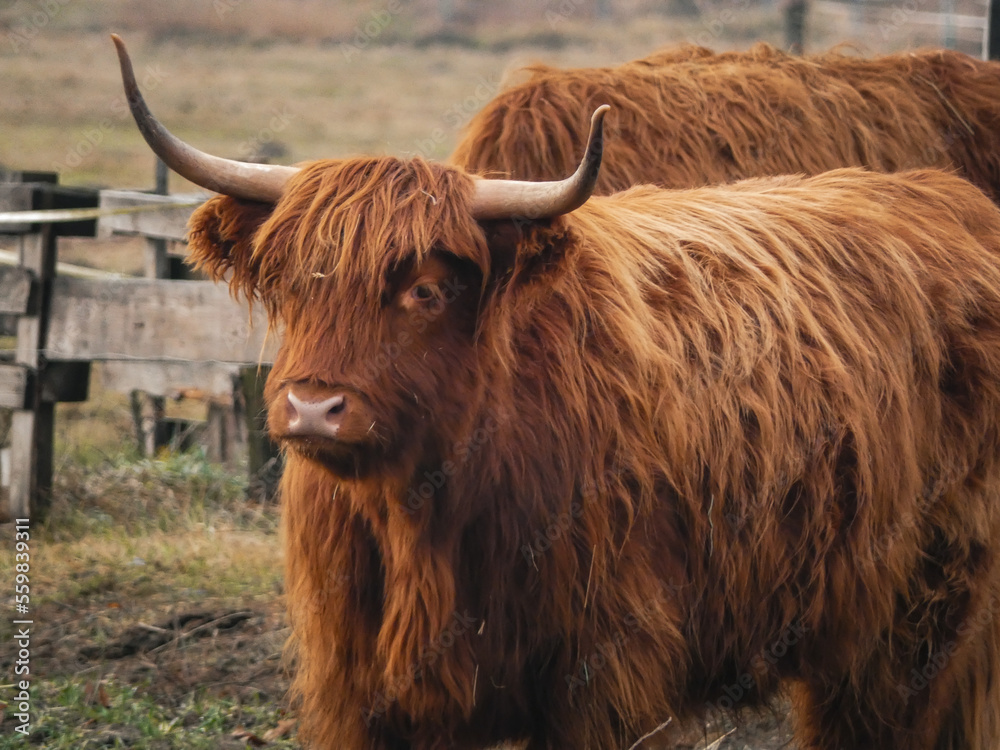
[281,435,386,479]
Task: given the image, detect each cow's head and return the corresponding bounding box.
[113,35,607,482]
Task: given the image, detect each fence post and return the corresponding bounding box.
[986,0,1000,59]
[133,158,172,456]
[240,365,280,501]
[784,0,807,54]
[9,189,58,520]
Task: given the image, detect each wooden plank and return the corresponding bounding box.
[145,238,170,279]
[0,249,127,280]
[99,190,206,242]
[19,229,55,283]
[0,185,33,234]
[894,8,985,29]
[44,277,278,364]
[8,411,32,519]
[145,168,172,280]
[0,184,33,210]
[0,184,98,236]
[0,363,27,409]
[100,360,244,398]
[138,173,175,459]
[8,407,52,520]
[0,447,10,523]
[0,266,33,315]
[205,400,244,467]
[0,447,10,488]
[13,202,58,521]
[988,0,1000,59]
[16,317,40,369]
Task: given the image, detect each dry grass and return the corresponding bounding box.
[2,429,283,605]
[32,523,283,604]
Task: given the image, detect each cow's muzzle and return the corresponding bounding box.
[282,387,354,440]
[269,382,383,475]
[285,390,348,440]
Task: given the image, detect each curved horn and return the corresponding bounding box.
[471,104,609,221]
[111,34,298,203]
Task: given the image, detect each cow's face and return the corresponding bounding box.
[189,158,498,481]
[265,247,487,480]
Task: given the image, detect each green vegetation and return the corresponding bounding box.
[0,678,297,749]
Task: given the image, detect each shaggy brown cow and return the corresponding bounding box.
[451,43,1000,201]
[114,36,1000,750]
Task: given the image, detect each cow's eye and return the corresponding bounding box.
[410,283,438,302]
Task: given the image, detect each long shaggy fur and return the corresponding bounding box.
[188,161,1000,750]
[451,43,1000,201]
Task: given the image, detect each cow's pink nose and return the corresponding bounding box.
[285,390,348,439]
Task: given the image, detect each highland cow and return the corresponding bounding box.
[451,43,1000,201]
[115,35,1000,750]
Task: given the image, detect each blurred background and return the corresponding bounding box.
[1,0,989,196]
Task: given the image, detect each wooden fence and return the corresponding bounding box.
[0,169,280,521]
[811,0,988,54]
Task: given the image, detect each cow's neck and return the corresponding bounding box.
[338,458,479,717]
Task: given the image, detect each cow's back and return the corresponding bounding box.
[559,167,1000,512]
[451,44,1000,202]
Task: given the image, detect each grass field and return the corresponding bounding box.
[0,0,984,746]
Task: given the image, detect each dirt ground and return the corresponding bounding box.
[25,599,290,710]
[0,586,799,749]
[0,590,291,747]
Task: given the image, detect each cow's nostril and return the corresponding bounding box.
[327,396,346,417]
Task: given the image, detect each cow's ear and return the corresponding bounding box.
[480,217,570,286]
[187,196,275,299]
